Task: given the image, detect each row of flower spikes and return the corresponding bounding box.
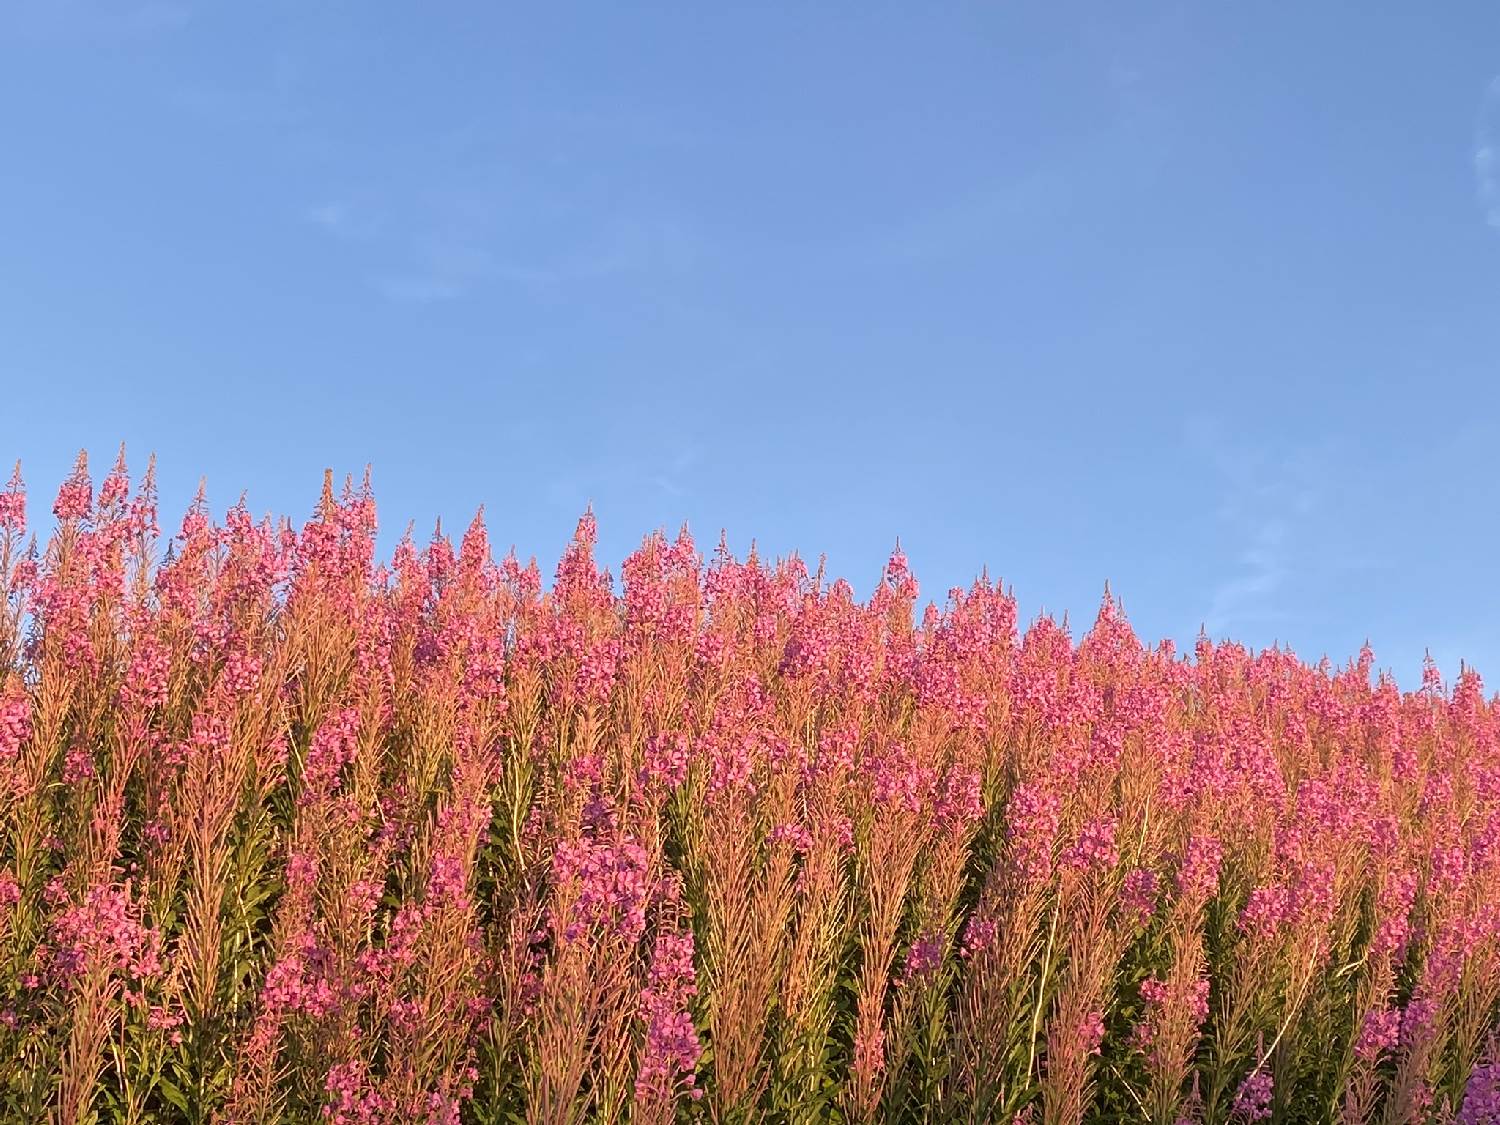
[0,452,1497,1124]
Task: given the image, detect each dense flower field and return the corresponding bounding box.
[0,450,1498,1124]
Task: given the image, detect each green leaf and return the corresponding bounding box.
[158,1078,190,1114]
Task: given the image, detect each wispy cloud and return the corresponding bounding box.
[369,276,465,305]
[3,0,191,39]
[507,104,706,152]
[286,88,705,304]
[170,50,305,129]
[356,218,699,305]
[124,2,189,32]
[647,447,701,500]
[1201,520,1293,636]
[537,445,702,524]
[364,239,493,305]
[499,219,699,286]
[852,47,1176,271]
[1186,416,1325,639]
[305,202,361,237]
[862,169,1065,265]
[1476,75,1500,230]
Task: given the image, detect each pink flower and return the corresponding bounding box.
[901,933,944,983]
[147,1005,183,1032]
[768,821,814,854]
[960,915,999,959]
[550,835,653,944]
[286,851,318,889]
[867,743,936,813]
[0,466,24,533]
[1078,1010,1106,1056]
[1175,835,1223,903]
[635,928,702,1104]
[301,708,360,801]
[1237,884,1292,940]
[47,881,162,984]
[640,732,691,790]
[52,459,92,521]
[1120,867,1160,927]
[1354,1007,1401,1062]
[1232,1068,1273,1122]
[1133,976,1209,1057]
[62,745,95,784]
[1063,816,1119,873]
[934,766,984,829]
[322,1059,386,1124]
[1459,1051,1500,1124]
[427,853,468,908]
[1005,782,1061,881]
[1401,995,1439,1048]
[0,691,30,763]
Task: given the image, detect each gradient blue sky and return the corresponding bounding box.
[3,2,1499,686]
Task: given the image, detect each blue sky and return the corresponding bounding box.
[2,2,1499,686]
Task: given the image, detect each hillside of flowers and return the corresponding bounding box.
[0,450,1497,1125]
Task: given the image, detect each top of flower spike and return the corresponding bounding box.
[0,462,24,534]
[53,450,92,522]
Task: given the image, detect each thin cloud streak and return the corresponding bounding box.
[1202,521,1293,636]
[1187,416,1325,641]
[1477,75,1500,230]
[370,276,465,305]
[2,0,191,39]
[354,219,699,303]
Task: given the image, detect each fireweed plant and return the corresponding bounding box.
[0,451,1497,1124]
